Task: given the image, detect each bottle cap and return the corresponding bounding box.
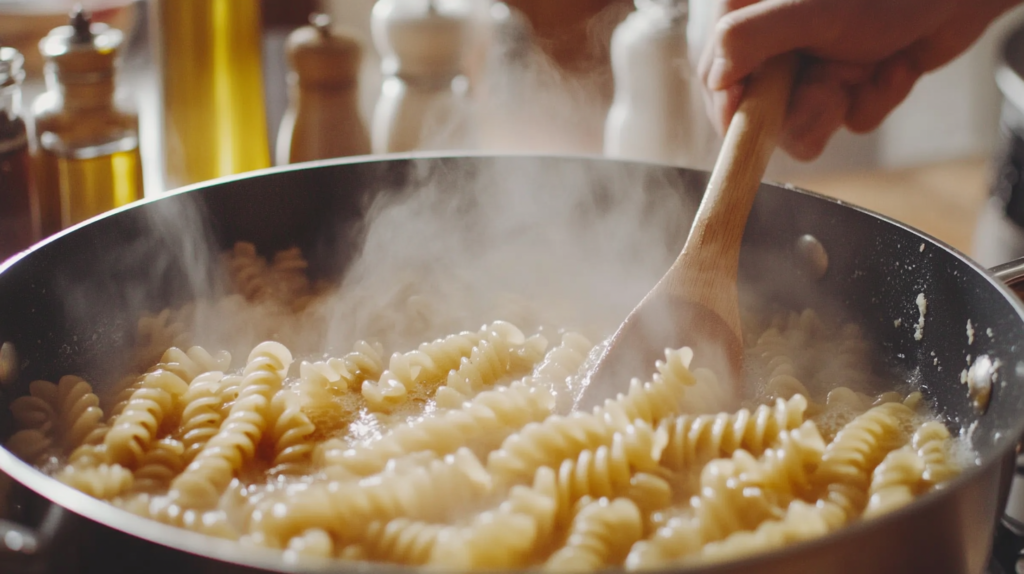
[637,0,688,18]
[0,47,25,90]
[372,0,471,80]
[286,13,363,89]
[38,6,123,83]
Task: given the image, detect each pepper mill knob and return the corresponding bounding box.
[69,5,93,43]
[637,0,687,14]
[372,0,471,81]
[39,7,123,81]
[288,14,362,90]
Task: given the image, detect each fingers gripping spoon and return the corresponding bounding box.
[577,55,798,411]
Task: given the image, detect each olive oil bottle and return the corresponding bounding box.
[154,0,270,188]
[32,9,143,235]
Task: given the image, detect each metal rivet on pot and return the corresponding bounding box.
[0,342,17,387]
[795,234,829,280]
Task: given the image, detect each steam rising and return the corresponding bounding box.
[319,158,696,355]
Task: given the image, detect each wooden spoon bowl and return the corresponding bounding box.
[577,54,798,410]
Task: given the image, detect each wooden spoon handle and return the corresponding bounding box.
[664,54,798,331]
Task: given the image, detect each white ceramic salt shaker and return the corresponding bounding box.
[371,0,474,153]
[604,0,709,166]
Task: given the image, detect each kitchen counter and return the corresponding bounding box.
[789,158,991,257]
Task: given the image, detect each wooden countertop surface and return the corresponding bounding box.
[788,158,991,256]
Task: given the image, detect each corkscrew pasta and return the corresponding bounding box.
[4,242,966,571]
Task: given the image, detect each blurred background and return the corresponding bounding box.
[2,0,1023,264]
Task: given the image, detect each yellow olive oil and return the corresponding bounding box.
[158,0,270,187]
[35,140,143,228]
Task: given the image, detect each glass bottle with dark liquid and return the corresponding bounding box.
[0,47,37,261]
[32,9,143,235]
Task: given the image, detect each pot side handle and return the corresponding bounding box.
[988,258,1024,572]
[991,258,1024,297]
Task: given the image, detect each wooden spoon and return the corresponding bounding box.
[577,54,798,410]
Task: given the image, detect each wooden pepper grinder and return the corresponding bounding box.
[604,0,708,166]
[370,0,475,153]
[276,14,371,165]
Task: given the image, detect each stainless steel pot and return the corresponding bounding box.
[1,154,1023,573]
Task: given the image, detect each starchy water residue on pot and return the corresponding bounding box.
[894,318,902,327]
[967,320,975,345]
[919,242,925,252]
[914,293,927,341]
[962,354,998,413]
[956,420,984,466]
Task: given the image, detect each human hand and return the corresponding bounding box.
[699,0,1022,160]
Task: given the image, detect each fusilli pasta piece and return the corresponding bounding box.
[320,379,555,479]
[51,376,105,451]
[489,347,691,486]
[131,308,191,373]
[913,420,959,487]
[543,497,643,571]
[362,326,489,411]
[548,422,669,518]
[250,448,492,548]
[225,241,271,302]
[360,519,451,565]
[9,379,58,433]
[625,472,674,518]
[534,332,594,404]
[658,394,808,474]
[267,388,316,475]
[728,421,825,508]
[430,508,539,569]
[56,463,134,499]
[284,528,335,561]
[133,437,186,493]
[105,346,229,422]
[168,342,292,508]
[597,348,697,429]
[268,246,312,308]
[103,368,191,468]
[132,493,239,540]
[696,499,842,564]
[627,421,824,569]
[812,402,916,519]
[434,324,548,408]
[5,429,52,465]
[178,371,226,463]
[299,340,385,393]
[626,456,781,568]
[437,424,666,570]
[864,446,925,518]
[428,468,568,570]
